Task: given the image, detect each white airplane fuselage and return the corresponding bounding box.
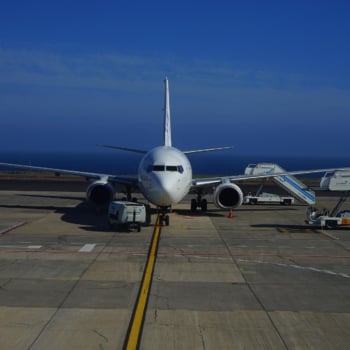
[138,146,192,207]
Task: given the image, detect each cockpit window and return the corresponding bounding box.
[166,165,178,172]
[148,165,184,173]
[153,165,165,171]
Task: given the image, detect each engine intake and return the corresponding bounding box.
[86,180,115,207]
[213,183,243,209]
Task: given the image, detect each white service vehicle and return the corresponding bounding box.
[108,201,146,231]
[306,170,350,229]
[306,206,350,229]
[243,192,294,205]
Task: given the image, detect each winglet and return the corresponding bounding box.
[164,77,172,147]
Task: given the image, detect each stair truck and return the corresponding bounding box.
[244,163,316,205]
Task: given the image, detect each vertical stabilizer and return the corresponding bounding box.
[164,77,172,147]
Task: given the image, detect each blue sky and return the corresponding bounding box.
[1,1,350,157]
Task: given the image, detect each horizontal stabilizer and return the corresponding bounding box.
[184,146,232,155]
[97,144,147,154]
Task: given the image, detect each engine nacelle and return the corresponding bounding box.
[213,183,243,209]
[86,180,115,207]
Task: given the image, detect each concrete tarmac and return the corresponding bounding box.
[0,189,349,349]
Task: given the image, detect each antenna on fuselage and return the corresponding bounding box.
[164,77,172,147]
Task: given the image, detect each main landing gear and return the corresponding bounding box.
[191,190,208,212]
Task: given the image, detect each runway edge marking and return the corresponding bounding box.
[123,214,162,350]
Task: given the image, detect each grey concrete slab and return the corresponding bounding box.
[149,281,262,311]
[0,189,349,349]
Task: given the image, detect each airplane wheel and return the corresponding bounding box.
[325,220,336,229]
[161,214,169,226]
[201,199,207,211]
[191,199,197,212]
[165,215,169,226]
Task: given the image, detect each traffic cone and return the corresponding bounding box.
[228,209,234,218]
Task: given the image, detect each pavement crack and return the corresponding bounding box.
[92,329,109,343]
[198,325,206,350]
[0,278,12,289]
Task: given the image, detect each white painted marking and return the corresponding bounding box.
[238,258,350,279]
[79,244,96,253]
[28,245,42,249]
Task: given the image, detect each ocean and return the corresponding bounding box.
[0,150,349,176]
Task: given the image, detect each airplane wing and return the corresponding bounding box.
[192,167,350,187]
[0,162,138,186]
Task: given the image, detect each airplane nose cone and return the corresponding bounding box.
[153,174,181,206]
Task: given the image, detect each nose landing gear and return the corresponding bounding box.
[159,207,170,226]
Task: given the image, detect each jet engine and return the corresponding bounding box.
[86,180,115,207]
[213,183,243,209]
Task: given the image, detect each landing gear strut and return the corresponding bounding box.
[191,190,208,212]
[159,207,170,226]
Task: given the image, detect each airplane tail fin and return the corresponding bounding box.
[164,77,172,147]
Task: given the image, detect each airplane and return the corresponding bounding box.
[1,77,349,225]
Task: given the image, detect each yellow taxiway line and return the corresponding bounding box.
[124,214,162,350]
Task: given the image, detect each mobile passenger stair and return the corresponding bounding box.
[244,163,316,205]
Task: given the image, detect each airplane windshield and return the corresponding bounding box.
[152,165,165,171]
[149,165,184,173]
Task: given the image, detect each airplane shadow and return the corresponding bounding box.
[19,193,84,201]
[0,201,108,231]
[175,209,224,218]
[251,223,317,230]
[237,206,298,212]
[251,223,350,231]
[0,193,158,233]
[0,192,303,232]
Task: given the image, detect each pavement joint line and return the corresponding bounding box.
[319,230,339,240]
[0,221,27,235]
[123,214,162,350]
[27,226,119,350]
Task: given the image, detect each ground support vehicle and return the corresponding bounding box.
[306,197,350,229]
[245,163,315,205]
[108,201,146,231]
[306,170,350,229]
[243,191,294,205]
